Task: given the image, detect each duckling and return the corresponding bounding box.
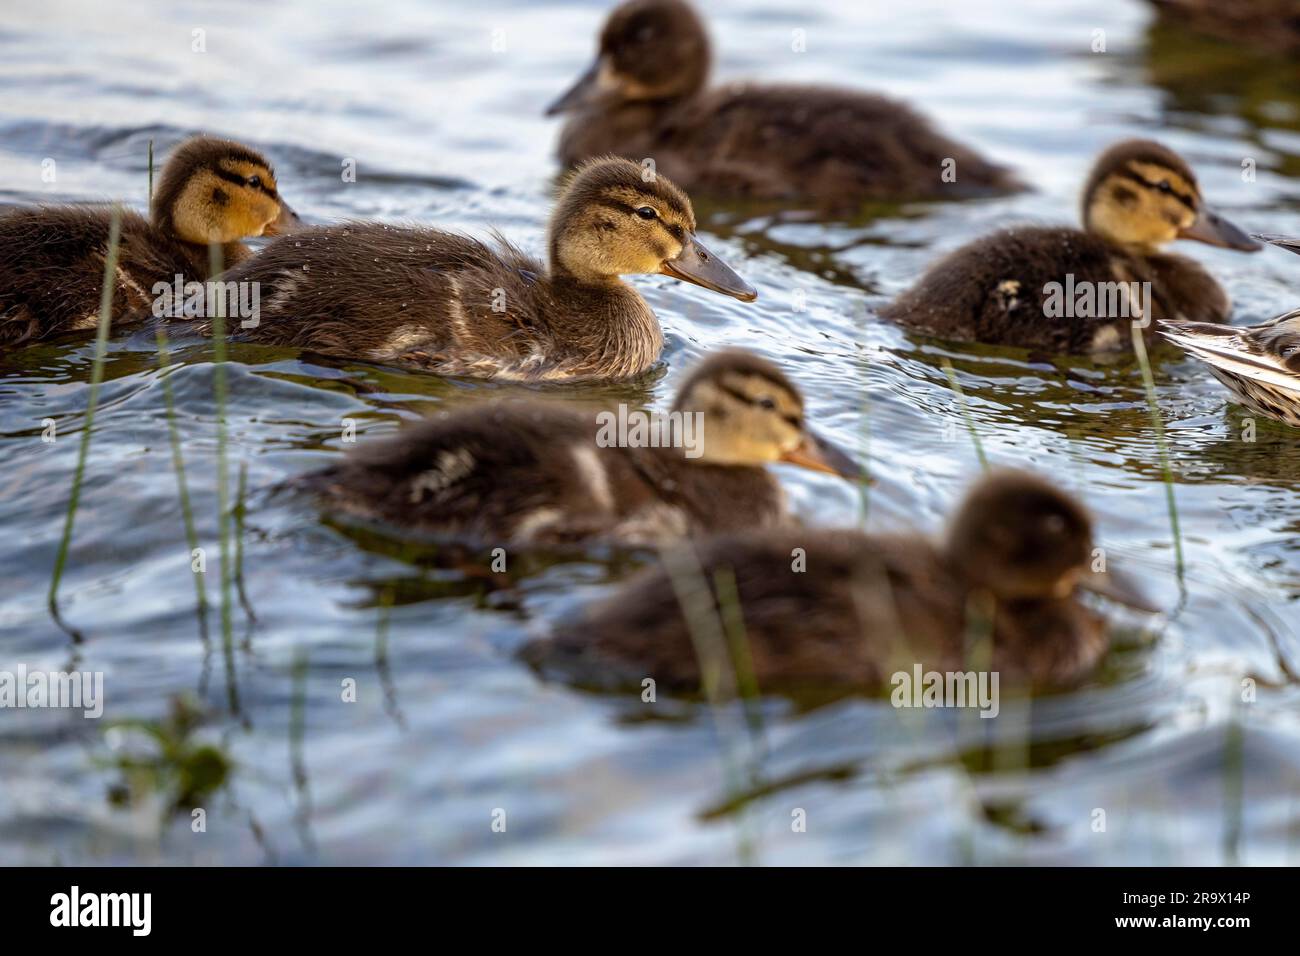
[0,135,298,350]
[881,139,1261,353]
[1160,234,1300,427]
[208,156,754,381]
[297,349,861,547]
[522,470,1154,694]
[546,0,1020,211]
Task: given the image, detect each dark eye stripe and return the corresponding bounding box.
[594,196,689,225]
[588,198,639,217]
[715,379,798,418]
[213,166,278,199]
[1116,167,1196,211]
[713,381,754,406]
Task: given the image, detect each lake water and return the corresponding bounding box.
[2,0,1299,865]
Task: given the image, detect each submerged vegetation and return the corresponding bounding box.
[102,696,232,815]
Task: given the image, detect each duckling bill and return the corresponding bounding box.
[881,139,1260,353]
[297,349,861,547]
[1160,233,1300,427]
[0,135,297,351]
[205,156,755,382]
[547,0,1021,212]
[522,471,1155,694]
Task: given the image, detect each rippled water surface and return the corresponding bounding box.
[2,0,1300,865]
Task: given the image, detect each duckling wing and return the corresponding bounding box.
[619,450,786,535]
[0,206,177,347]
[300,402,672,544]
[532,529,964,692]
[881,226,1130,351]
[657,85,1020,204]
[1140,252,1231,325]
[215,224,551,369]
[385,235,568,378]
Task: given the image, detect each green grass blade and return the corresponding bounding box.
[1129,324,1185,583]
[290,647,315,855]
[659,545,760,866]
[47,206,123,641]
[234,461,257,623]
[155,326,209,631]
[942,359,989,470]
[208,243,238,711]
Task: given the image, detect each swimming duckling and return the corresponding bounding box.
[0,135,298,350]
[209,156,754,381]
[298,349,861,546]
[1160,234,1300,427]
[546,0,1020,211]
[522,470,1154,693]
[881,139,1261,353]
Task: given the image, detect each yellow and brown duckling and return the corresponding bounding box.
[522,470,1154,694]
[210,156,755,381]
[298,349,861,546]
[546,0,1020,211]
[881,139,1261,353]
[1161,234,1300,427]
[0,135,298,351]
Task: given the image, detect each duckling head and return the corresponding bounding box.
[549,156,756,300]
[670,349,862,479]
[945,471,1093,603]
[1081,139,1259,254]
[152,135,300,246]
[546,0,710,115]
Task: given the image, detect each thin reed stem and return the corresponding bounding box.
[155,327,209,629]
[941,359,988,470]
[208,243,237,710]
[47,206,123,641]
[659,545,760,866]
[1129,324,1185,582]
[290,647,315,855]
[712,567,766,758]
[234,462,257,623]
[1223,698,1244,865]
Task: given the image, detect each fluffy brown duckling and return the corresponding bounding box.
[1161,234,1300,427]
[881,139,1261,353]
[206,156,755,381]
[298,349,861,546]
[546,0,1020,211]
[0,135,298,350]
[522,470,1154,694]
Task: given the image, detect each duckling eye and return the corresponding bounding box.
[247,175,262,188]
[635,206,658,220]
[1156,180,1172,194]
[757,396,776,410]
